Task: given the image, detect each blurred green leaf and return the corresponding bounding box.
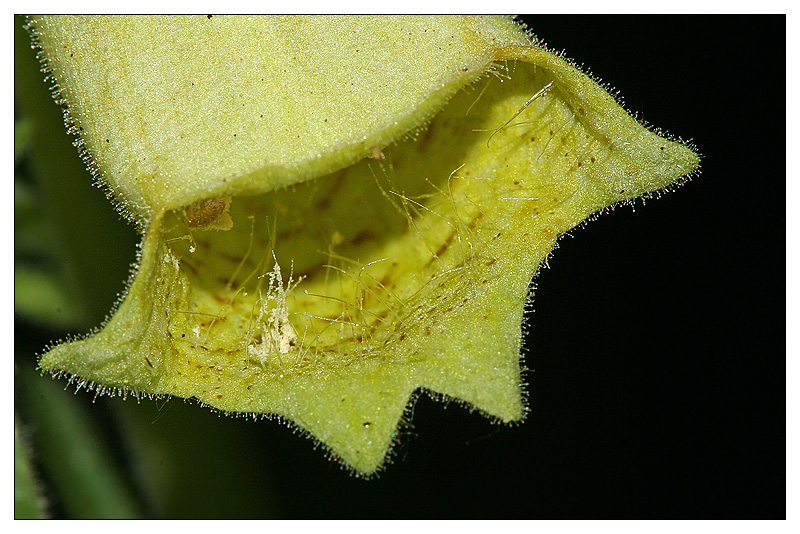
[112,401,281,518]
[15,118,33,165]
[15,174,86,329]
[14,417,47,519]
[14,268,78,330]
[16,364,144,519]
[14,177,55,262]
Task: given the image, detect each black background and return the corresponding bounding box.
[15,15,785,518]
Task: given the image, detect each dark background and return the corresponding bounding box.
[15,16,785,518]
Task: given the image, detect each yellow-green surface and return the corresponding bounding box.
[32,15,699,475]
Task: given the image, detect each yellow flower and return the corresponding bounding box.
[30,15,699,475]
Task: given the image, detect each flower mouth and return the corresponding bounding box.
[161,158,432,377]
[160,61,567,383]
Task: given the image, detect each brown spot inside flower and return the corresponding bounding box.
[183,197,234,231]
